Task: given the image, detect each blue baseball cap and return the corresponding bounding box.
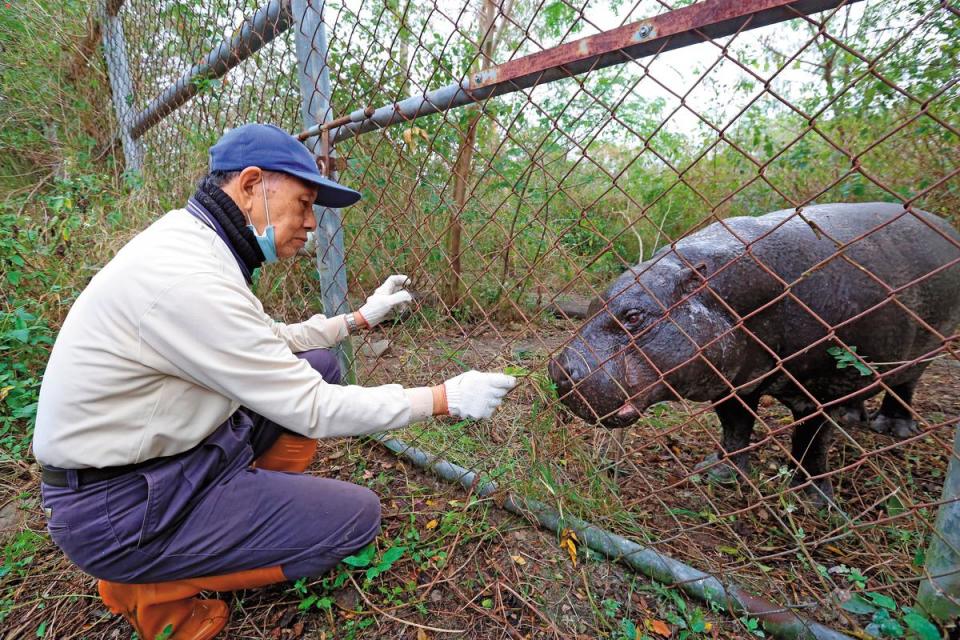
[209,123,361,208]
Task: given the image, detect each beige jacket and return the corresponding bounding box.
[33,208,432,469]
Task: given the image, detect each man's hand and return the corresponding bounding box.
[443,371,517,419]
[357,275,414,328]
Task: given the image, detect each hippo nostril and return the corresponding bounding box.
[549,356,583,399]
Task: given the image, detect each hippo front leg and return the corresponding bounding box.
[695,395,758,485]
[870,380,921,439]
[789,415,836,509]
[835,401,868,430]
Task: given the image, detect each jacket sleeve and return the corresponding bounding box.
[268,313,349,351]
[139,272,432,438]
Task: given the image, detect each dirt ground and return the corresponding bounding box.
[351,318,960,634]
[1,318,957,639]
[1,436,742,639]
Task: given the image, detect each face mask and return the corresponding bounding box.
[247,180,278,263]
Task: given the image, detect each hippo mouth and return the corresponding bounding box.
[596,400,646,428]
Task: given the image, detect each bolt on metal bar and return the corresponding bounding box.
[99,0,143,172]
[297,0,865,144]
[291,0,356,382]
[129,0,293,140]
[916,421,960,622]
[375,434,854,640]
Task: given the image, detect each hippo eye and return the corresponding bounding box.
[623,309,643,326]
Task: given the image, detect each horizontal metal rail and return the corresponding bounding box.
[130,0,292,139]
[297,0,864,144]
[127,0,865,148]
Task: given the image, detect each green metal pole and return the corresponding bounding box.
[916,422,960,625]
[375,434,854,640]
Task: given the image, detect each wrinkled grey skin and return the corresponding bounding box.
[549,203,960,505]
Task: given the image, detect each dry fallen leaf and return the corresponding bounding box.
[559,528,579,567]
[644,617,671,637]
[426,519,438,530]
[511,554,527,566]
[417,629,430,640]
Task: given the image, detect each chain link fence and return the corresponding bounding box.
[97,0,959,635]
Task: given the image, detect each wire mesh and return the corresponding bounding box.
[109,0,960,633]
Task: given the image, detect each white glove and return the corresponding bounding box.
[444,370,517,420]
[298,231,317,256]
[357,275,414,327]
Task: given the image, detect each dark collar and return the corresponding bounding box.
[191,178,265,281]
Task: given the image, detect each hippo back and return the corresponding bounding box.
[664,203,960,391]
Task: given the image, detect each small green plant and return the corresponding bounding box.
[502,364,530,377]
[827,346,873,376]
[291,541,408,616]
[0,530,44,579]
[602,597,621,618]
[642,581,715,639]
[612,617,639,640]
[343,543,406,581]
[154,624,175,640]
[840,591,940,639]
[739,616,766,637]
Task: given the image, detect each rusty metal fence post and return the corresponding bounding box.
[98,0,143,173]
[291,0,356,382]
[917,421,960,624]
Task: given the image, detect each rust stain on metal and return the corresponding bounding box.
[468,68,500,90]
[465,0,824,90]
[297,107,374,140]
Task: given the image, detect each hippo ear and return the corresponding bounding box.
[586,295,604,316]
[679,261,710,294]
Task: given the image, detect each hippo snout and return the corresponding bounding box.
[549,343,638,427]
[548,350,587,397]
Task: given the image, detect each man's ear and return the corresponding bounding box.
[679,261,709,295]
[233,166,264,211]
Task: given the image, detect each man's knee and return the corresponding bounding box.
[296,349,342,384]
[281,485,381,580]
[355,486,382,540]
[330,485,381,559]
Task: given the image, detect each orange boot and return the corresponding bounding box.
[99,565,286,640]
[252,433,318,473]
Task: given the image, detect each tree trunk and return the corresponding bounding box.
[444,110,481,307]
[441,0,510,308]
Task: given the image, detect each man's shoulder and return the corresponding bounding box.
[85,209,241,305]
[112,208,225,272]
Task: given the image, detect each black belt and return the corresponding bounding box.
[41,462,151,488]
[40,441,218,488]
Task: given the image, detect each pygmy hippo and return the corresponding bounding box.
[549,203,960,503]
